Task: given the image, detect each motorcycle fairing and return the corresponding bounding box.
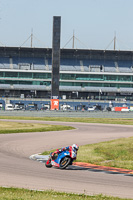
[53,150,70,166]
[51,160,60,167]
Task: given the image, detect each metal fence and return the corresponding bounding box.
[0,110,133,118]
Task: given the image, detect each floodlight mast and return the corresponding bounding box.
[31,29,33,48]
[72,30,75,49]
[114,32,116,51]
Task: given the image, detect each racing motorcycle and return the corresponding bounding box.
[45,149,77,169]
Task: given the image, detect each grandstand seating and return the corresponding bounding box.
[84,86,118,92]
[0,56,133,74]
[83,66,89,72]
[74,66,82,71]
[104,67,116,72]
[60,65,75,71]
[0,84,11,89]
[13,84,51,91]
[34,65,46,70]
[120,88,133,92]
[1,47,133,101]
[0,57,10,69]
[60,86,81,91]
[119,67,132,73]
[12,64,19,69]
[118,60,132,67]
[0,64,10,69]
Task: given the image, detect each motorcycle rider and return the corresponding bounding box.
[51,144,79,159]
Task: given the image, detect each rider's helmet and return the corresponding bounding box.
[72,144,79,151]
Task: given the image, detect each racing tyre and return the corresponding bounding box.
[45,159,52,168]
[60,157,71,169]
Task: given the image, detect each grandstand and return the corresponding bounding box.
[0,46,133,101]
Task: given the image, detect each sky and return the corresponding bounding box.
[0,0,133,50]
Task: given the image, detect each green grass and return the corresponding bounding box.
[1,116,133,125]
[0,187,132,200]
[74,137,133,170]
[0,121,74,134]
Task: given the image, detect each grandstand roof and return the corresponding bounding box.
[0,46,133,61]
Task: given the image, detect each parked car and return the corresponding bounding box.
[60,104,72,111]
[88,106,96,111]
[5,104,14,111]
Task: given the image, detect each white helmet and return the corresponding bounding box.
[72,144,79,151]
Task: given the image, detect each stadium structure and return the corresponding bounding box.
[0,46,133,101]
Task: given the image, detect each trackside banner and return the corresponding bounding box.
[51,99,59,110]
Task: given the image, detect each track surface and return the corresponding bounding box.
[0,119,133,198]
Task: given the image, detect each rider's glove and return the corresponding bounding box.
[54,149,61,154]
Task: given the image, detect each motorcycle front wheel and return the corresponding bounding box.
[45,159,52,168]
[60,157,71,169]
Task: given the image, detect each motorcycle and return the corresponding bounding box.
[45,149,77,169]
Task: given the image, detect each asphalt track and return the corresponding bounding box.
[0,119,133,198]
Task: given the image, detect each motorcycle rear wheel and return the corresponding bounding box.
[60,157,71,169]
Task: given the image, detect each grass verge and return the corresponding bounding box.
[0,187,132,200]
[0,121,74,134]
[1,116,133,125]
[76,137,133,170]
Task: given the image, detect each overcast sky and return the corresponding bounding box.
[0,0,133,50]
